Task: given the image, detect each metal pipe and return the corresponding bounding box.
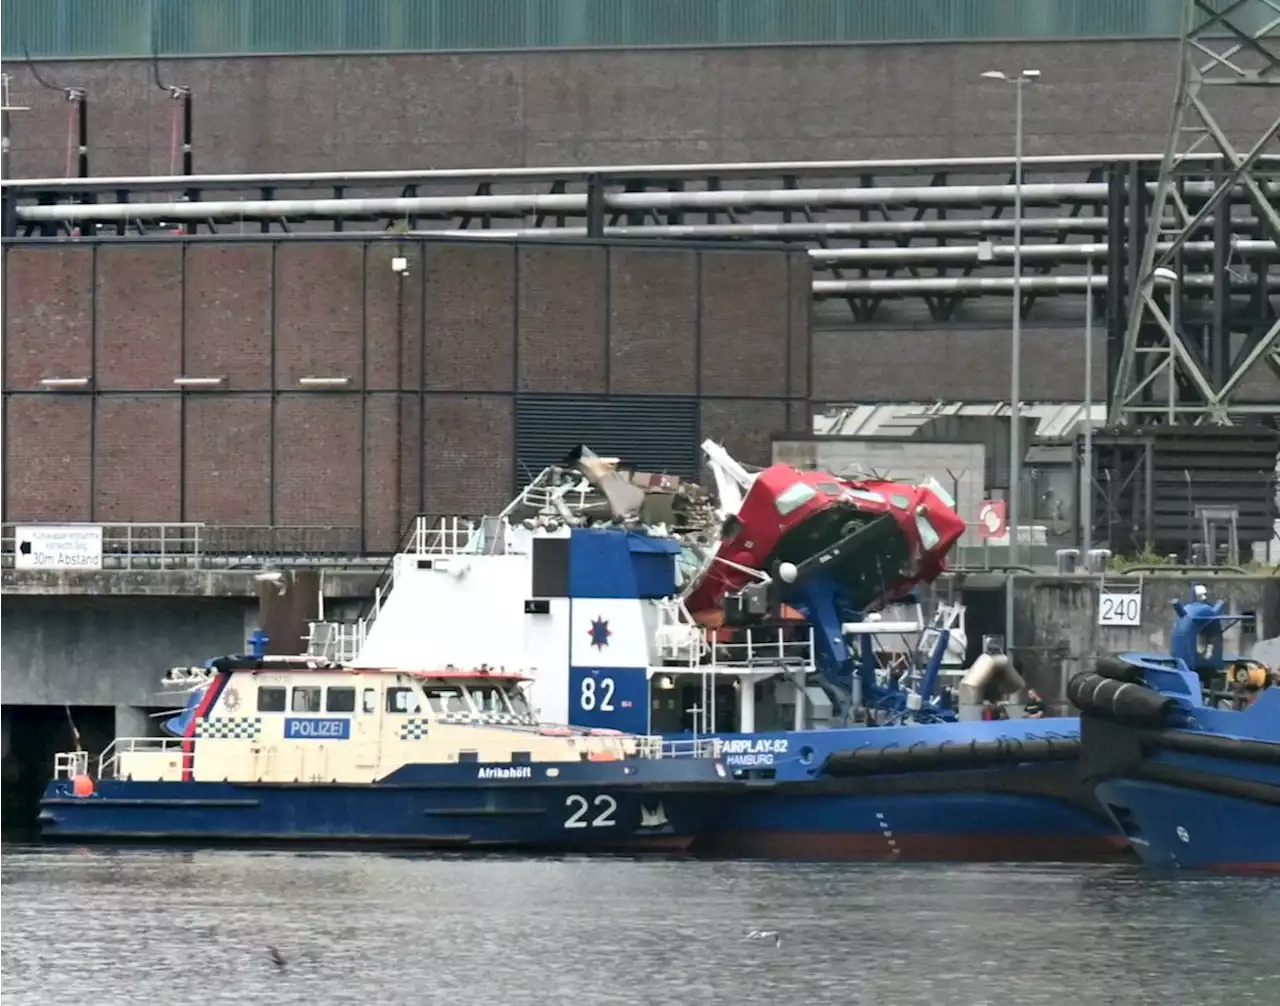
[809,239,1278,264]
[16,179,1279,224]
[417,218,1116,240]
[12,184,1095,224]
[812,273,1274,294]
[8,150,1272,193]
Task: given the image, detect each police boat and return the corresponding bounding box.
[39,654,734,852]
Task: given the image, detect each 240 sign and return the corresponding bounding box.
[1098,592,1142,627]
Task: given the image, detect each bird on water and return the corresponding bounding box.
[744,930,781,947]
[267,945,287,970]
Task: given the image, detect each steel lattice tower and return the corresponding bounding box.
[1109,0,1280,427]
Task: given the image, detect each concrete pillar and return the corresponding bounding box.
[738,676,755,733]
[114,704,150,740]
[257,569,321,655]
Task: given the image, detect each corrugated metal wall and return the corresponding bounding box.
[4,0,1199,59]
[516,396,701,479]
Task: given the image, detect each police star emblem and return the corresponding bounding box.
[588,617,612,650]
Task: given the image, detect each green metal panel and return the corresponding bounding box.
[2,0,1221,60]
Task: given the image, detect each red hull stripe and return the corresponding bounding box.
[700,830,1133,862]
[180,672,230,782]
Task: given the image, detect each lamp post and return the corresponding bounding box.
[982,67,1039,661]
[1083,256,1094,555]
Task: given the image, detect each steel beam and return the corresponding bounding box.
[1110,0,1280,428]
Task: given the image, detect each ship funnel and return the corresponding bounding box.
[564,444,645,519]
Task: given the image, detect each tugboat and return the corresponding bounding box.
[1068,586,1279,872]
[307,442,1126,862]
[39,652,734,851]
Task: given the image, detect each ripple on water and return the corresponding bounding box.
[2,847,1279,1006]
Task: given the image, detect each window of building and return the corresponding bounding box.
[326,686,356,713]
[257,686,286,713]
[291,686,322,713]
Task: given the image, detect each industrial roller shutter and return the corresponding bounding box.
[515,395,700,482]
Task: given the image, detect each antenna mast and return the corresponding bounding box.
[1109,0,1280,428]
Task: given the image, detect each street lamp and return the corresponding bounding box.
[1083,255,1095,555]
[981,68,1041,567]
[982,67,1039,665]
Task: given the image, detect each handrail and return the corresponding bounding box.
[1119,563,1249,575]
[2,521,371,570]
[97,737,189,779]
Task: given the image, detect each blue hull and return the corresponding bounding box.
[699,771,1126,861]
[40,760,732,854]
[1095,778,1280,872]
[1076,699,1280,872]
[686,721,1128,861]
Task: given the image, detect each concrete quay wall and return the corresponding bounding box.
[1006,574,1280,712]
[2,570,1276,713]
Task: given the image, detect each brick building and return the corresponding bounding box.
[2,237,810,548]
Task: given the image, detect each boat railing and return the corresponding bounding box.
[499,466,601,522]
[53,750,89,780]
[653,597,709,662]
[307,620,364,662]
[160,665,217,690]
[635,736,723,760]
[98,737,190,779]
[409,515,496,556]
[704,626,817,671]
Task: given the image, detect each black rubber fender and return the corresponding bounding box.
[1066,671,1176,728]
[1094,655,1146,684]
[820,736,1081,777]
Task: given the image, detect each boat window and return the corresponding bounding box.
[846,489,886,506]
[386,686,423,714]
[915,512,941,550]
[775,482,818,516]
[257,686,286,713]
[466,684,511,716]
[815,481,843,495]
[920,476,956,510]
[362,688,377,714]
[326,686,356,713]
[421,685,462,715]
[291,686,322,713]
[889,494,910,509]
[506,688,533,718]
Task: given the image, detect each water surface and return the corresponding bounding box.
[3,848,1278,1005]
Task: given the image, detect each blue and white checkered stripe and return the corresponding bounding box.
[194,717,263,740]
[435,712,525,726]
[399,718,430,741]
